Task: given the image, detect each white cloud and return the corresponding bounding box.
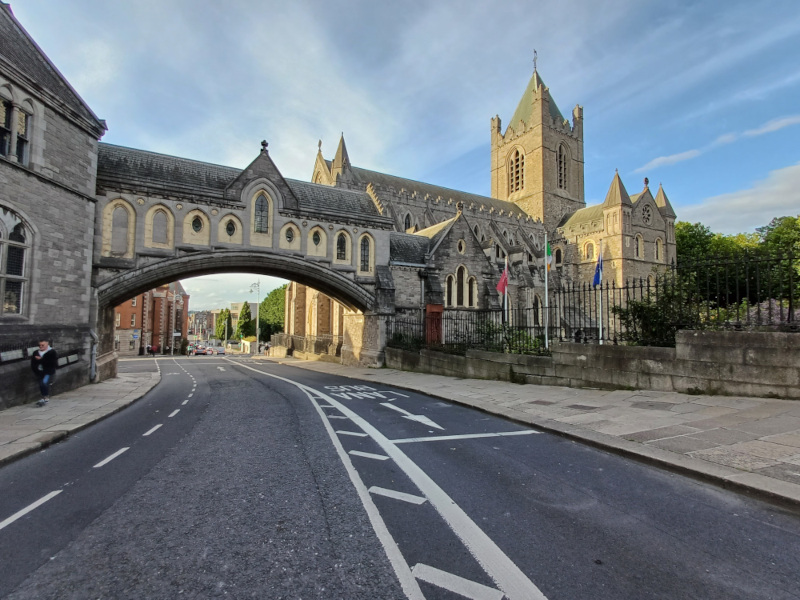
[680,162,800,233]
[634,149,701,173]
[743,115,800,137]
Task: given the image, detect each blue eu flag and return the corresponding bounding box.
[592,251,603,287]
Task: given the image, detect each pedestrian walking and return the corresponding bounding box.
[31,339,58,407]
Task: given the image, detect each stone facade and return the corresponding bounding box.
[0,3,106,407]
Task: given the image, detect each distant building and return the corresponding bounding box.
[113,282,189,355]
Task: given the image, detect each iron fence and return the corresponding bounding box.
[387,251,798,352]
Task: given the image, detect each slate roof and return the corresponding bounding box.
[286,179,386,220]
[558,204,604,230]
[389,233,429,265]
[507,70,566,134]
[97,143,240,200]
[350,166,524,215]
[0,3,103,131]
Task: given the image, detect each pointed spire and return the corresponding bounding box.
[332,133,350,171]
[654,183,676,218]
[602,171,633,207]
[506,68,565,134]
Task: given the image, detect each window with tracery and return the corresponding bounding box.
[0,210,29,316]
[254,194,269,233]
[404,213,412,231]
[508,149,524,193]
[359,236,372,273]
[336,233,348,261]
[557,144,567,190]
[456,266,466,306]
[0,100,11,157]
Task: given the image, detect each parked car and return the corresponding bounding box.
[215,346,226,355]
[205,347,214,355]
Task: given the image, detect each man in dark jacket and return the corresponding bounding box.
[31,339,58,406]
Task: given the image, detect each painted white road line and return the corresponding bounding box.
[182,399,189,405]
[327,415,348,419]
[412,563,503,600]
[319,405,336,408]
[217,366,226,371]
[234,363,547,600]
[381,402,444,430]
[143,424,163,436]
[93,447,130,468]
[369,486,427,505]
[336,430,368,437]
[188,393,194,397]
[168,409,180,418]
[393,431,539,444]
[0,490,62,532]
[349,450,390,461]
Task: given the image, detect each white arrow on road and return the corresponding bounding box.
[217,366,226,371]
[380,402,444,430]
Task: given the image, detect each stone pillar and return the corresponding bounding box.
[94,302,118,381]
[341,310,388,367]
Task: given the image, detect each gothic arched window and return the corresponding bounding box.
[557,144,568,190]
[404,213,412,231]
[152,209,168,244]
[508,149,524,193]
[456,266,466,306]
[336,232,348,261]
[254,194,269,233]
[111,206,129,256]
[358,235,374,274]
[1,210,30,316]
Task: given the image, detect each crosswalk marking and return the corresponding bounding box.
[336,430,368,437]
[392,430,539,444]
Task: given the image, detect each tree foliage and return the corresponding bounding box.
[259,284,286,340]
[215,308,232,341]
[236,301,254,339]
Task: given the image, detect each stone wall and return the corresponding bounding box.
[385,331,800,400]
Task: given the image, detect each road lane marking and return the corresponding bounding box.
[217,366,226,371]
[188,393,194,397]
[182,399,189,405]
[392,431,539,444]
[349,450,390,461]
[0,490,62,532]
[412,563,503,600]
[230,361,548,600]
[143,424,162,436]
[93,447,130,468]
[369,486,427,505]
[327,415,348,419]
[381,402,444,430]
[336,430,368,437]
[168,409,180,418]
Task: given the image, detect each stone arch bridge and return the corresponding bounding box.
[93,142,397,378]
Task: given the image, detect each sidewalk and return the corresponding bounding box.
[0,372,160,466]
[259,357,800,508]
[2,358,799,509]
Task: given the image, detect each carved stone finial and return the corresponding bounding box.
[261,140,268,153]
[644,177,649,188]
[533,49,537,71]
[456,201,464,214]
[318,139,322,151]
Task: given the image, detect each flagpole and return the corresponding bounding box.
[504,256,509,325]
[598,240,604,345]
[544,233,549,350]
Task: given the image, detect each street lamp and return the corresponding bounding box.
[168,288,180,356]
[250,279,261,355]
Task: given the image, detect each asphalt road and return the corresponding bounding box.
[2,356,799,599]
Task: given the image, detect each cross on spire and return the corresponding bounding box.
[533,49,537,71]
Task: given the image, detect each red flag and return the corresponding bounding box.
[496,261,508,294]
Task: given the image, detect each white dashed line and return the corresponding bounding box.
[369,486,427,505]
[336,430,368,437]
[392,431,539,444]
[0,490,62,532]
[93,447,130,468]
[327,415,348,419]
[143,424,162,436]
[349,450,390,461]
[412,563,503,600]
[182,399,189,405]
[188,393,194,397]
[168,409,180,418]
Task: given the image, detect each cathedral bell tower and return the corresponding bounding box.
[491,67,585,233]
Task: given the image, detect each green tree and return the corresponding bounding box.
[236,301,254,339]
[675,221,713,266]
[259,284,286,340]
[215,308,232,341]
[757,216,800,256]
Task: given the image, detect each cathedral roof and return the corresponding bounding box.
[389,233,430,265]
[349,166,521,215]
[558,204,604,230]
[0,3,105,135]
[602,171,633,207]
[506,69,566,134]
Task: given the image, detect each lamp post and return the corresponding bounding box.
[250,279,261,355]
[168,288,180,356]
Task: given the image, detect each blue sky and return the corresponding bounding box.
[11,0,800,309]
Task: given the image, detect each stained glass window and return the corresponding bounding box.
[1,209,29,316]
[226,220,236,237]
[286,228,294,243]
[254,195,269,233]
[192,216,203,232]
[312,231,321,246]
[337,233,347,260]
[360,237,370,272]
